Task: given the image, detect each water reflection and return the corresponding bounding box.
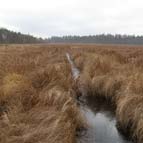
[77,100,132,143]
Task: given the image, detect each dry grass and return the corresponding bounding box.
[0,45,84,143]
[0,87,83,143]
[71,44,143,142]
[1,44,143,142]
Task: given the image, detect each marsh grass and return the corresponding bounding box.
[72,45,143,142]
[1,44,143,142]
[0,45,84,143]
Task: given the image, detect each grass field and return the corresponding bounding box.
[0,44,143,143]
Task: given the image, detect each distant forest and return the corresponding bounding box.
[48,35,143,45]
[0,28,44,44]
[1,28,143,45]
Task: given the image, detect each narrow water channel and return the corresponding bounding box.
[77,98,132,143]
[66,53,133,143]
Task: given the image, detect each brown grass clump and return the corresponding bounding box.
[30,63,72,91]
[116,95,143,142]
[0,73,38,112]
[124,72,143,96]
[91,74,123,102]
[2,73,30,96]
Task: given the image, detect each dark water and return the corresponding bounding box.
[77,98,132,143]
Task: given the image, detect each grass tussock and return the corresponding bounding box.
[2,73,31,96]
[116,95,143,142]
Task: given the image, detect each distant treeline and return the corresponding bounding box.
[48,35,143,45]
[0,28,44,44]
[1,28,143,45]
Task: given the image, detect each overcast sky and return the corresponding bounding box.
[0,0,143,38]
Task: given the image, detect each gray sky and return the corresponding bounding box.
[0,0,143,38]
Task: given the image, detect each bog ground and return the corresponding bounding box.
[0,44,143,143]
